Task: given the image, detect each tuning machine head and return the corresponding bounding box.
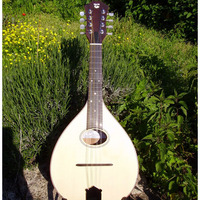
[80,24,85,29]
[106,13,114,36]
[80,11,85,16]
[80,11,86,34]
[108,13,114,17]
[107,25,113,29]
[80,18,85,23]
[107,19,113,22]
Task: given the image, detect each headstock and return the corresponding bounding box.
[80,1,113,43]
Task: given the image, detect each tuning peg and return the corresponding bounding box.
[108,13,114,17]
[80,32,85,35]
[80,24,85,29]
[107,33,113,35]
[106,19,114,22]
[80,11,85,16]
[80,18,85,23]
[107,25,113,29]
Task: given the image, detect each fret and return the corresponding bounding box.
[89,68,102,70]
[90,61,102,63]
[90,56,102,59]
[90,50,102,53]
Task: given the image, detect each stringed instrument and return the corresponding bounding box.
[50,1,139,199]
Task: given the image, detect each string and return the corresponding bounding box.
[86,12,104,189]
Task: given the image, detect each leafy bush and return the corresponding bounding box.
[117,79,197,199]
[106,19,197,199]
[106,0,197,43]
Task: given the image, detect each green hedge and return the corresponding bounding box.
[106,0,197,43]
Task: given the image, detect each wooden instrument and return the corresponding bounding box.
[50,1,139,199]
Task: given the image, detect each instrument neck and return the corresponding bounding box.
[87,43,103,129]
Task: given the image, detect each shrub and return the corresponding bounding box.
[105,0,197,43]
[118,80,197,199]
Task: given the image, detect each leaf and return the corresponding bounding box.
[160,90,165,100]
[180,106,187,116]
[142,134,153,140]
[167,95,175,100]
[168,156,176,167]
[179,100,188,109]
[118,103,126,113]
[164,99,174,105]
[178,92,187,99]
[129,1,133,6]
[186,12,192,18]
[148,112,158,122]
[167,131,175,142]
[158,143,166,162]
[183,186,187,194]
[174,89,178,97]
[149,96,160,102]
[155,161,162,172]
[168,180,175,191]
[177,115,184,124]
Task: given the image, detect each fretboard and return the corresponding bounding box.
[87,44,103,129]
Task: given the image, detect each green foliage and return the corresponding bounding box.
[3,0,90,21]
[54,0,90,20]
[3,0,197,42]
[117,80,197,199]
[106,0,197,43]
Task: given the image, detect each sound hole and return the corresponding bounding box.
[81,129,107,146]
